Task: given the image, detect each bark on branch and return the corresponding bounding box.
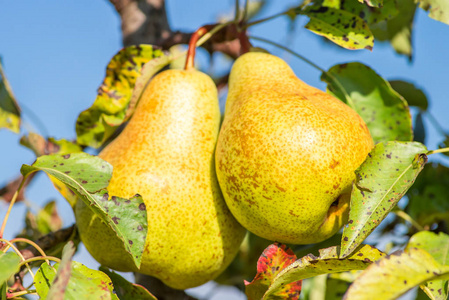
[20,225,76,260]
[108,0,242,59]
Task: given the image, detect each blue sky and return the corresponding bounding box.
[1,1,449,298]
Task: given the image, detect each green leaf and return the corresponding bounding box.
[36,200,62,235]
[322,0,341,8]
[341,141,428,258]
[344,248,449,300]
[389,80,428,111]
[418,0,449,25]
[20,153,148,268]
[245,243,300,300]
[0,251,21,287]
[19,133,83,207]
[322,62,413,143]
[324,277,350,300]
[263,245,384,299]
[300,6,374,50]
[407,232,449,300]
[0,58,21,133]
[90,190,148,268]
[357,0,382,7]
[1,283,6,300]
[342,0,398,26]
[370,0,417,58]
[99,267,157,300]
[407,164,449,226]
[21,153,112,193]
[35,261,118,300]
[76,45,168,148]
[300,274,352,300]
[47,242,76,300]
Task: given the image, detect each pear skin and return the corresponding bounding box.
[215,52,374,244]
[75,69,246,289]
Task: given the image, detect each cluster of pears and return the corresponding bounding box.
[75,51,373,289]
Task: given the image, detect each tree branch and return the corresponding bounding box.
[108,0,171,47]
[108,0,242,59]
[20,225,76,261]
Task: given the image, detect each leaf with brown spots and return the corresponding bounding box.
[21,153,112,194]
[341,0,398,26]
[100,267,157,300]
[20,153,147,268]
[18,132,83,207]
[297,5,374,50]
[35,260,118,300]
[322,62,413,143]
[93,191,148,269]
[340,142,428,258]
[0,58,21,133]
[76,45,168,148]
[418,0,449,25]
[344,248,449,300]
[263,244,384,299]
[245,243,299,300]
[406,232,449,300]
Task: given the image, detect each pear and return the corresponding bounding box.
[215,52,373,245]
[75,69,246,289]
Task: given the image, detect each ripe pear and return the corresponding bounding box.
[215,52,373,245]
[75,69,246,289]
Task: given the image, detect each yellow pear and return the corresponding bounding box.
[75,68,246,289]
[215,52,373,245]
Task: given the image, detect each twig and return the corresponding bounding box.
[19,225,76,261]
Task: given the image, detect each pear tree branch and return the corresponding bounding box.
[107,0,242,59]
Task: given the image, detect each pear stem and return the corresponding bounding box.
[427,147,449,155]
[184,26,211,71]
[248,35,356,109]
